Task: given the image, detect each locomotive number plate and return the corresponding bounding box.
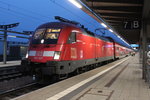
[36,51,43,56]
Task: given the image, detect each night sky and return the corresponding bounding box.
[0,0,132,48]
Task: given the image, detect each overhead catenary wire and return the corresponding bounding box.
[0,9,41,26]
[0,6,47,22]
[0,1,44,38]
[49,0,98,30]
[0,1,50,21]
[0,0,103,37]
[1,0,98,32]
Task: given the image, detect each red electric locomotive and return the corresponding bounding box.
[22,16,130,78]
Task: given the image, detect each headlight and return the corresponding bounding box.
[41,39,44,44]
[25,53,28,58]
[54,51,61,60]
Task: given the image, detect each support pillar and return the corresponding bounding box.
[3,27,7,64]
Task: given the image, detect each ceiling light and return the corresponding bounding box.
[101,23,107,28]
[109,29,113,32]
[68,0,82,8]
[117,35,121,38]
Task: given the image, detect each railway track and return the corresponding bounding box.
[0,66,21,80]
[0,75,58,100]
[0,72,23,82]
[0,65,58,100]
[0,80,41,100]
[0,60,114,100]
[0,66,37,99]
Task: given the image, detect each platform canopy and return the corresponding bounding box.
[70,0,144,48]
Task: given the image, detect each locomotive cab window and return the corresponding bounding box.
[46,29,60,38]
[44,28,61,44]
[33,28,45,40]
[32,28,61,44]
[32,28,46,44]
[68,32,76,44]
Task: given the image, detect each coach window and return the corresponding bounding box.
[68,32,76,44]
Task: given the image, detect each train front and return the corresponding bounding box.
[21,22,70,75]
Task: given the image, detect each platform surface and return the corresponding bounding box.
[13,54,150,100]
[71,54,150,100]
[0,60,21,68]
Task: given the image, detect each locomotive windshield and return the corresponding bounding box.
[32,28,61,44]
[33,28,45,40]
[44,29,60,44]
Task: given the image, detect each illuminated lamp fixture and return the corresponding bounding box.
[117,35,121,38]
[109,29,113,32]
[101,23,107,28]
[68,0,82,8]
[8,35,16,38]
[41,39,44,44]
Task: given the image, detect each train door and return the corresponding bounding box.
[67,31,77,60]
[95,38,99,61]
[113,41,116,59]
[61,30,77,61]
[59,30,78,74]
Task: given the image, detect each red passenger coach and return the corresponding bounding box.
[114,43,131,59]
[21,16,131,77]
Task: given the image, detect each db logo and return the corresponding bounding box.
[36,51,43,56]
[147,51,150,58]
[147,59,150,65]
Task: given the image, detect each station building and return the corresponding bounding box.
[0,39,28,61]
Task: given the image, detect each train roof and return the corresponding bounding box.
[82,29,114,43]
[36,22,78,29]
[36,21,114,43]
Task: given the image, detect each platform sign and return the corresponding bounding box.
[131,44,139,48]
[123,20,141,29]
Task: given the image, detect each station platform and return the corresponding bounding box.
[0,60,21,68]
[13,54,150,100]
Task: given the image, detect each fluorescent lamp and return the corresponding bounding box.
[117,35,121,38]
[8,35,16,38]
[101,23,107,28]
[68,0,82,8]
[109,29,113,32]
